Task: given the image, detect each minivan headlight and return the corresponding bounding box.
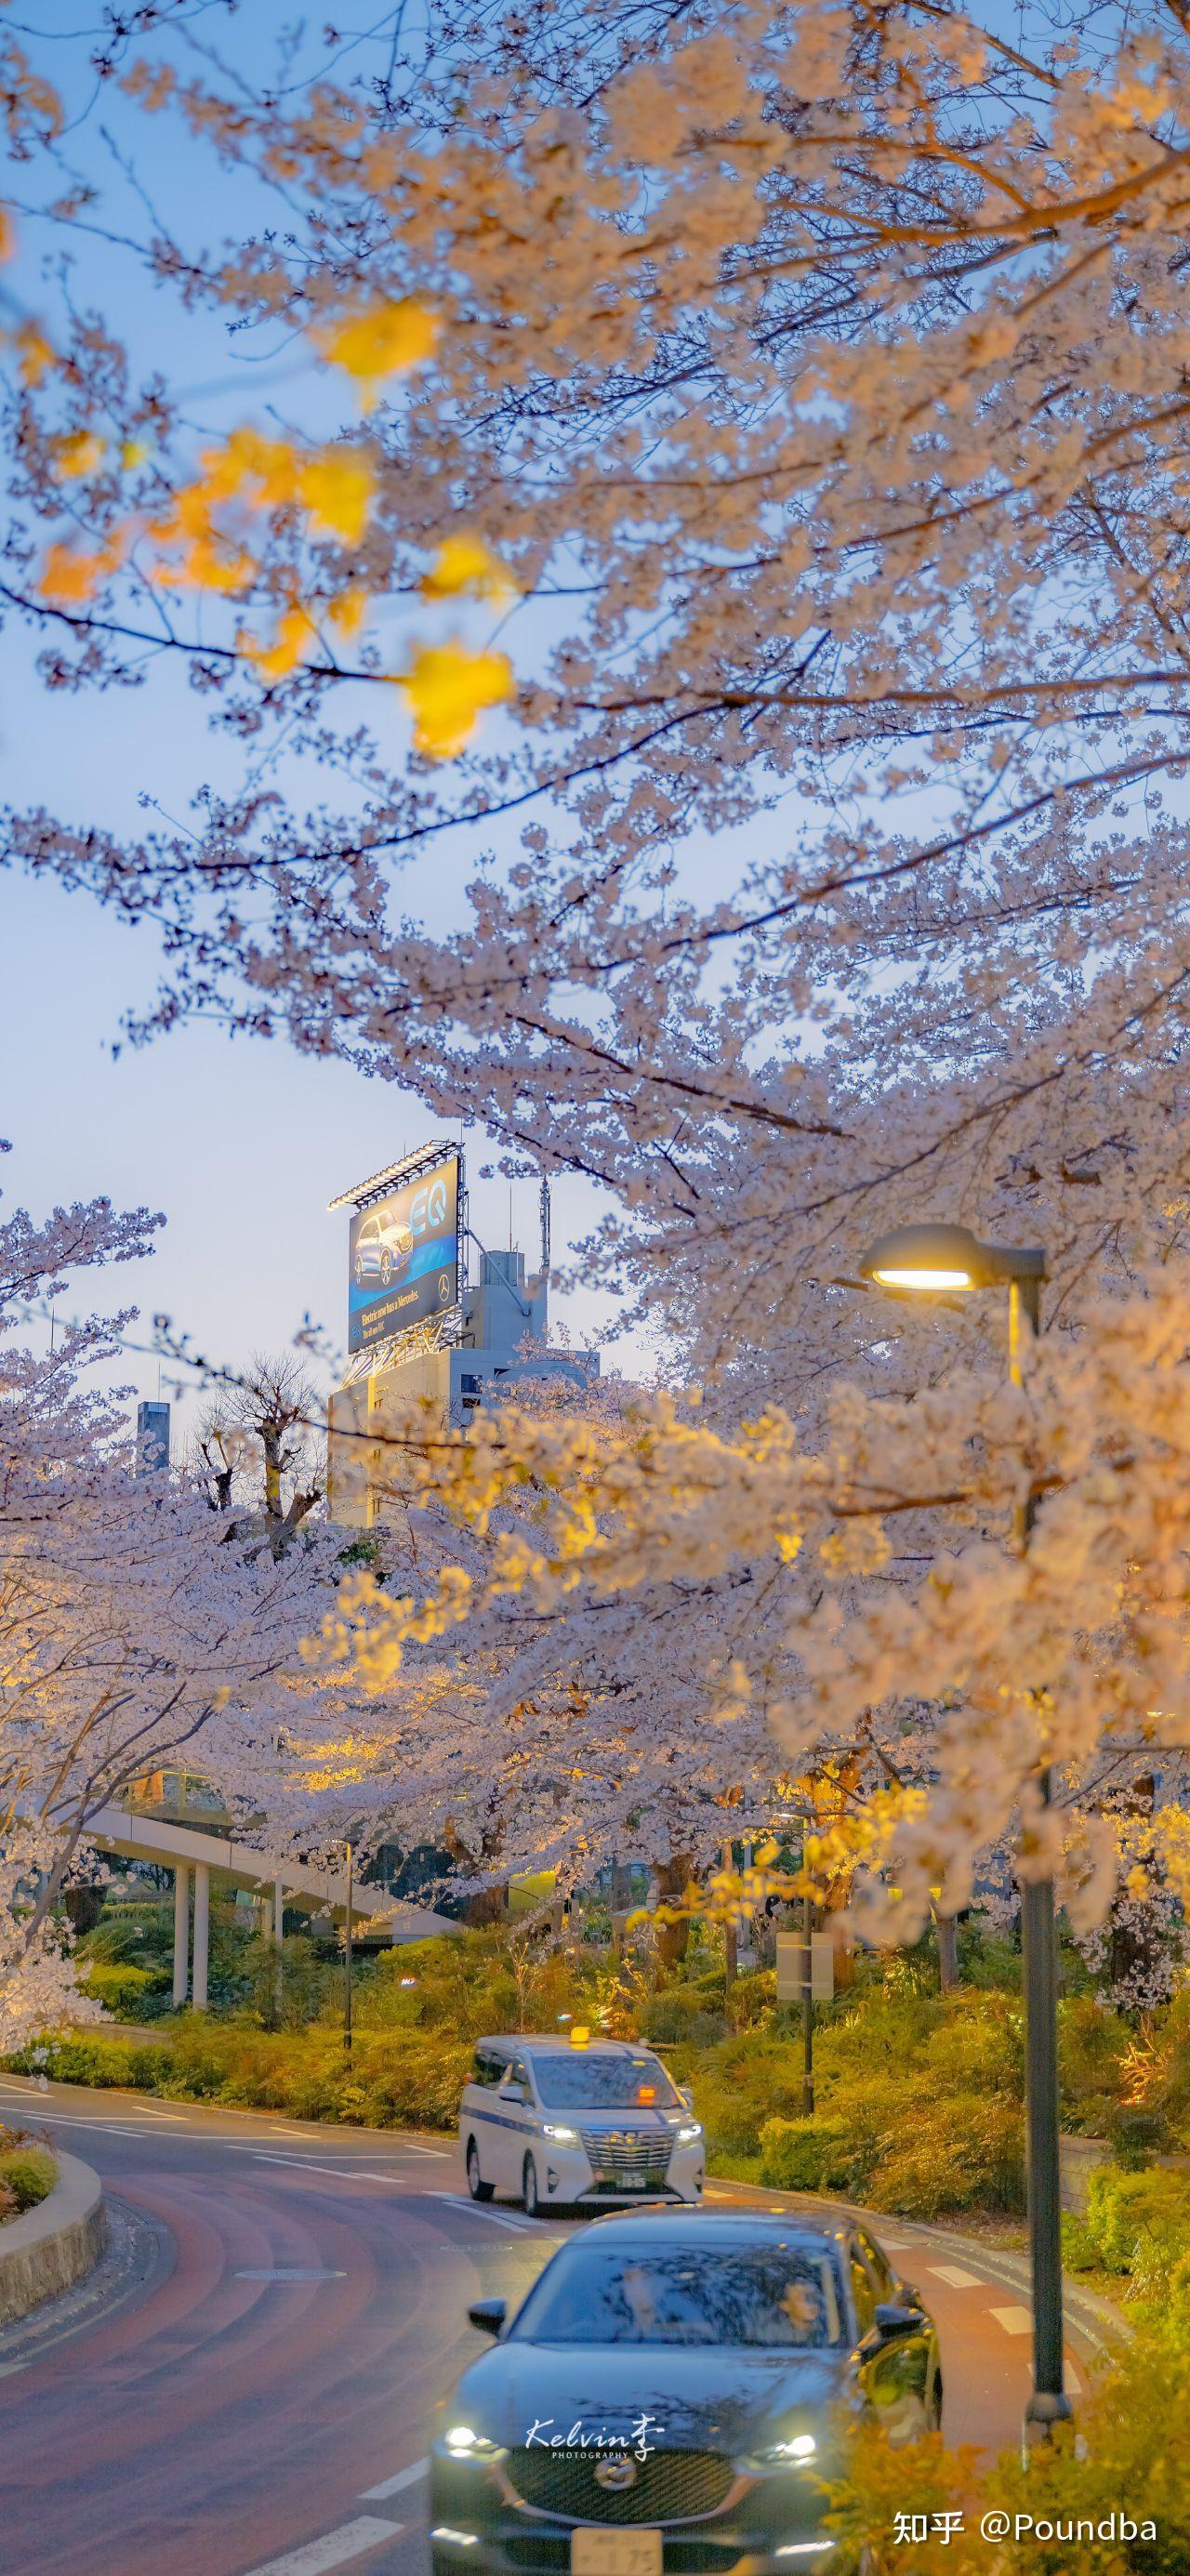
[542,2123,579,2144]
[676,2122,703,2144]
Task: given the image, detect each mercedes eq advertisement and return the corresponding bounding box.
[347,1154,460,1352]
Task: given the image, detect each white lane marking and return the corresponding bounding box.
[238,2517,403,2576]
[359,2459,429,2501]
[245,2154,409,2184]
[1065,2359,1083,2396]
[429,2193,540,2234]
[991,2305,1034,2336]
[4,2111,144,2137]
[234,2268,348,2282]
[395,2144,450,2159]
[927,2265,984,2290]
[0,2362,27,2378]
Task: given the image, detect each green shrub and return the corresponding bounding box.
[3,2033,169,2091]
[641,1987,725,2047]
[78,1963,161,2013]
[1082,2163,1190,2272]
[759,2114,851,2192]
[0,2144,57,2213]
[1060,2210,1100,2271]
[868,2094,1025,2220]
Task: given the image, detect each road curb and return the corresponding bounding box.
[0,2149,107,2328]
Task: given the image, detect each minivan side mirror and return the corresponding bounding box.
[468,2298,507,2336]
[680,2087,694,2109]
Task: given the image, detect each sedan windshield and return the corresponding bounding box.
[532,2052,681,2109]
[510,2245,844,2348]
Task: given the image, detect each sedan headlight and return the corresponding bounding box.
[760,2432,818,2464]
[442,2425,504,2458]
[542,2123,579,2144]
[675,2122,703,2145]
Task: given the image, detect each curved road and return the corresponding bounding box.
[0,2073,1115,2576]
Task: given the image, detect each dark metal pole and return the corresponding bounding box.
[343,1841,354,2060]
[1012,1275,1071,2446]
[801,1889,814,2116]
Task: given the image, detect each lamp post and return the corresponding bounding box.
[857,1222,1071,2446]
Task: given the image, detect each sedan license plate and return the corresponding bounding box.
[571,2531,662,2576]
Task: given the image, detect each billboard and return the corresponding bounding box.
[348,1154,460,1354]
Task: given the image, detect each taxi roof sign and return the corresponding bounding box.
[569,2024,590,2048]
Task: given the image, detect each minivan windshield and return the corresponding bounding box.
[531,2051,681,2110]
[511,2243,844,2348]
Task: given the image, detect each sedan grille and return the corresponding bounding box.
[507,2448,733,2525]
[578,2128,672,2189]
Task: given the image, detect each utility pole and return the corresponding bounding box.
[343,1841,354,2059]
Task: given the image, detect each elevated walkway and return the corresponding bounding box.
[86,1803,459,2010]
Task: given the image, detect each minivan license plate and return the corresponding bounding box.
[571,2532,662,2576]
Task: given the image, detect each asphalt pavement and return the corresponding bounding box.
[0,2073,1118,2576]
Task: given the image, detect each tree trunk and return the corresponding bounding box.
[63,1885,105,1936]
[935,1910,959,1991]
[653,1854,693,1971]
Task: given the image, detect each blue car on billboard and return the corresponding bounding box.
[352,1206,416,1291]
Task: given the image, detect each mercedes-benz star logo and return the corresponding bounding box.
[594,2458,638,2493]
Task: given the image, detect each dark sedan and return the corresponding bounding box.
[430,2208,942,2576]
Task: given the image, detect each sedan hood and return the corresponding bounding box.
[446,2341,851,2454]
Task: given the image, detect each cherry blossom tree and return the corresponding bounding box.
[8,4,1190,1951]
[0,1189,352,2046]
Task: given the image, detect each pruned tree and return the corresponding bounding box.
[195,1352,324,1552]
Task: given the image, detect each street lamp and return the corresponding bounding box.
[858,1221,1071,2447]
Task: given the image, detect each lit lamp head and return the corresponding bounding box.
[858,1225,1045,1296]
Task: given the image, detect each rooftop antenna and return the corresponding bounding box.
[539,1177,552,1278]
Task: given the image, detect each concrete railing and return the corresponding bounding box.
[0,2149,106,2328]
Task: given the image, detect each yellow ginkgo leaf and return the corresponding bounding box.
[16,324,54,387]
[40,543,103,604]
[324,588,368,640]
[399,641,514,760]
[298,449,375,544]
[120,438,150,471]
[237,602,319,680]
[313,299,441,403]
[420,535,517,605]
[50,429,105,481]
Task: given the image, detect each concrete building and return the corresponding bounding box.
[135,1399,171,1475]
[327,1246,599,1530]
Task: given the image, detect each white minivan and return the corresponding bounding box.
[458,2031,705,2216]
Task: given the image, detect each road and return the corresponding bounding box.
[0,2073,1116,2576]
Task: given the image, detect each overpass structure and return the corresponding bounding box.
[86,1803,459,2011]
